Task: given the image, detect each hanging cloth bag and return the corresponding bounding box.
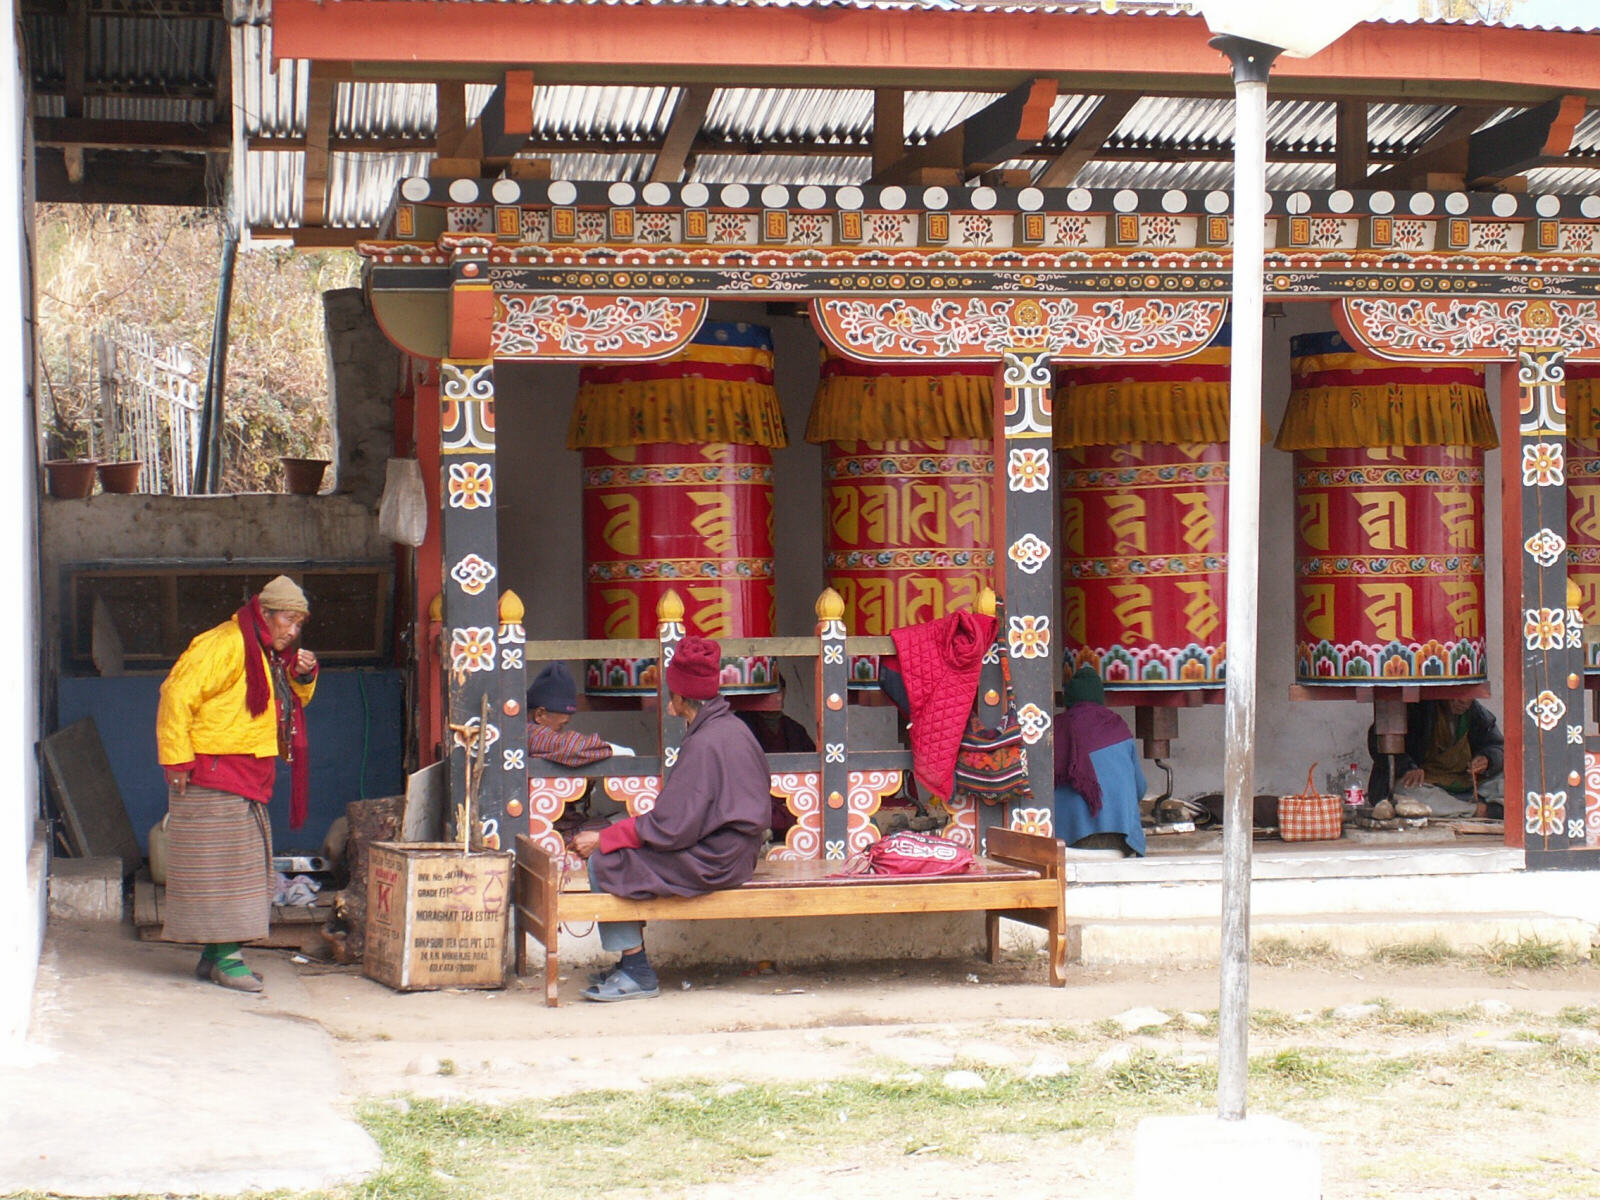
[952,605,1032,807]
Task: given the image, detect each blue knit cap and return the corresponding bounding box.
[526,663,578,714]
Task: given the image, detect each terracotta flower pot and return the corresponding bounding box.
[96,461,144,494]
[281,457,331,495]
[44,459,98,499]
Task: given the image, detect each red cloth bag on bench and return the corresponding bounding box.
[838,831,975,877]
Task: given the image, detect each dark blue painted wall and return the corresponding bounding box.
[57,670,406,854]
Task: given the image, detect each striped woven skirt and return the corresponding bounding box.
[161,784,274,945]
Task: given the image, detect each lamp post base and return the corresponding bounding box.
[1135,1113,1321,1200]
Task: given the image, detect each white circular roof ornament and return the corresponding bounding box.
[1112,188,1139,213]
[1204,190,1230,214]
[641,182,672,207]
[836,186,865,210]
[490,178,521,205]
[1067,188,1094,212]
[1536,194,1561,218]
[448,179,481,204]
[680,182,709,208]
[1491,192,1519,218]
[970,186,998,211]
[1408,192,1435,216]
[760,184,790,209]
[720,183,750,208]
[1328,189,1354,214]
[401,177,432,203]
[1369,191,1396,215]
[1017,187,1044,212]
[1444,192,1470,215]
[798,185,828,210]
[879,185,907,211]
[607,182,636,206]
[547,180,578,206]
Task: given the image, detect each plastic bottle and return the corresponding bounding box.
[1342,761,1366,808]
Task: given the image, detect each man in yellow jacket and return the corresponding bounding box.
[156,575,317,992]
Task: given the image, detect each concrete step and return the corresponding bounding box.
[1069,911,1595,966]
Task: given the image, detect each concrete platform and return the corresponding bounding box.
[1073,911,1595,965]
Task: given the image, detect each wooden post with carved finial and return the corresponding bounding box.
[815,587,851,860]
[655,589,688,779]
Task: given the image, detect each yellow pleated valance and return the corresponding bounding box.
[805,354,993,443]
[1273,383,1499,451]
[567,321,789,449]
[1568,374,1600,440]
[1277,332,1498,451]
[1053,379,1236,448]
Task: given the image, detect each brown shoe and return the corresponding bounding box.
[209,962,265,993]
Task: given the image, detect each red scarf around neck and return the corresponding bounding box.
[237,597,309,830]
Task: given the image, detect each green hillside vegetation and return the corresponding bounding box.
[36,205,361,493]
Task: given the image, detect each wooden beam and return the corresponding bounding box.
[436,81,469,159]
[1036,92,1136,189]
[872,88,904,179]
[477,69,537,162]
[64,0,87,185]
[1468,93,1587,186]
[301,68,337,228]
[34,153,211,206]
[872,76,1057,184]
[250,225,379,248]
[1365,103,1493,188]
[648,84,712,183]
[271,2,1600,98]
[1334,100,1367,190]
[35,117,231,153]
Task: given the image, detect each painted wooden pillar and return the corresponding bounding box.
[815,587,851,860]
[438,357,521,843]
[1511,347,1588,862]
[994,348,1057,841]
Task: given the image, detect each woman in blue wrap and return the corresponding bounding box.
[1053,667,1147,856]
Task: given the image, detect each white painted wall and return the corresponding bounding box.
[1,0,47,1054]
[493,299,1511,799]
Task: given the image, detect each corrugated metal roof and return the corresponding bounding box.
[26,0,1600,231]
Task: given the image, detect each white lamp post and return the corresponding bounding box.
[1196,0,1389,1126]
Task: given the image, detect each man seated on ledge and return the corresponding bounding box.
[1365,697,1504,819]
[525,662,633,768]
[571,635,770,1002]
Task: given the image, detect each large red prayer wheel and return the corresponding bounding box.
[808,351,994,686]
[1055,335,1232,688]
[570,321,785,696]
[1280,330,1495,685]
[1566,363,1600,676]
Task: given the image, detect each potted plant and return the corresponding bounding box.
[280,455,331,495]
[95,430,144,494]
[42,418,96,499]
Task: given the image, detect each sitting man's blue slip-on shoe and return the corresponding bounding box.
[581,968,660,1002]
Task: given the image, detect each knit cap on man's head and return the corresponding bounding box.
[259,575,309,614]
[526,663,579,714]
[666,636,722,700]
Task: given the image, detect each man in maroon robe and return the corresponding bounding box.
[572,635,770,1001]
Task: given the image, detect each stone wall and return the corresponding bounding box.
[324,287,401,508]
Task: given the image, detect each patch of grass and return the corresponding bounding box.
[1555,1005,1600,1027]
[1248,1008,1299,1034]
[1482,936,1574,972]
[1369,937,1458,966]
[436,1058,456,1077]
[1254,1048,1340,1086]
[1371,1001,1452,1032]
[1098,1050,1216,1097]
[1253,936,1339,967]
[1509,1030,1558,1044]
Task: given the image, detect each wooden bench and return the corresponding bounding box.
[513,827,1069,1006]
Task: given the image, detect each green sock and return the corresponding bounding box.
[210,943,250,977]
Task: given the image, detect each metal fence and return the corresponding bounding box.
[92,322,203,495]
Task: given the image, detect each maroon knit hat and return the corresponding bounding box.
[666,635,722,700]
